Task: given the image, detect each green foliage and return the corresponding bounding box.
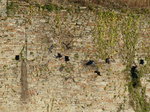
[97,11,140,65]
[128,82,150,112]
[121,14,150,112]
[97,9,150,111]
[42,4,63,12]
[121,13,140,67]
[97,10,119,59]
[7,2,18,16]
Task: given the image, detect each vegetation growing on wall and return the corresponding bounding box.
[6,1,64,16]
[41,3,63,12]
[97,10,119,59]
[121,13,140,66]
[7,1,18,16]
[4,0,150,111]
[97,9,150,112]
[124,14,150,112]
[7,0,150,17]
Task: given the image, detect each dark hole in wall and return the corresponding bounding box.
[30,52,34,55]
[15,55,20,60]
[94,71,101,76]
[85,60,95,65]
[105,58,110,64]
[139,59,144,65]
[56,53,62,58]
[65,56,70,62]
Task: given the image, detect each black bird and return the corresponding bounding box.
[65,56,70,62]
[94,71,101,76]
[56,53,62,58]
[105,58,110,64]
[139,59,144,65]
[131,66,138,79]
[86,60,95,65]
[15,55,20,60]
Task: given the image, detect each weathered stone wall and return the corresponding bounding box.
[0,0,7,17]
[0,1,150,112]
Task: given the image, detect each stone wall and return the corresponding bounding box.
[0,0,7,17]
[0,1,150,112]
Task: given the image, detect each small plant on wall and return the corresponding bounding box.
[42,3,60,12]
[7,1,19,16]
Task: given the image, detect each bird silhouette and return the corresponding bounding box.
[139,59,144,65]
[105,58,110,64]
[65,56,70,62]
[94,71,101,76]
[85,60,95,65]
[56,53,62,58]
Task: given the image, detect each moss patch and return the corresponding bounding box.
[7,2,19,16]
[42,3,63,12]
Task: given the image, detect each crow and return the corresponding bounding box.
[139,59,144,65]
[85,60,95,65]
[56,53,62,58]
[105,58,110,64]
[94,71,101,76]
[65,56,70,62]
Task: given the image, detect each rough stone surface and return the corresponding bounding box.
[0,1,150,112]
[0,0,7,17]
